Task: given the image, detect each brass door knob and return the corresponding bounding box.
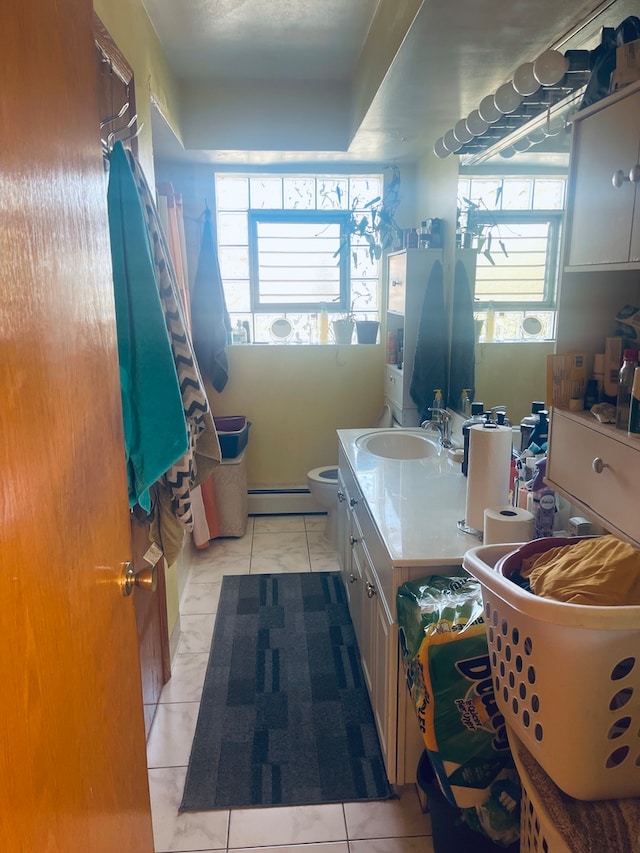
[121,561,157,596]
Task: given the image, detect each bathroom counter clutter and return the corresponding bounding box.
[338,427,472,567]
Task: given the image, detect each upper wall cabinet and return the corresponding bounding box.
[567,82,640,268]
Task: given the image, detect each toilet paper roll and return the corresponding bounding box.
[465,424,512,531]
[483,505,534,545]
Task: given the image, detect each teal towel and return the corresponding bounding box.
[107,141,188,511]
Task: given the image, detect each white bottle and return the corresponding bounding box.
[232,320,247,345]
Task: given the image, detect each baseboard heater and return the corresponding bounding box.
[248,486,325,516]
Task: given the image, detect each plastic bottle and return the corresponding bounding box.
[318,304,329,344]
[531,457,556,539]
[430,389,443,416]
[615,347,639,430]
[418,220,429,249]
[231,320,247,344]
[526,409,549,453]
[461,401,485,477]
[519,401,545,452]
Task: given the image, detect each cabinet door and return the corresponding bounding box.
[388,252,407,314]
[568,92,640,266]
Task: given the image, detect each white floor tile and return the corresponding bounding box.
[146,702,200,768]
[177,613,215,654]
[231,844,348,853]
[253,515,307,534]
[148,766,229,853]
[181,581,222,615]
[251,531,310,573]
[228,804,346,849]
[159,653,209,703]
[343,788,432,840]
[189,554,251,583]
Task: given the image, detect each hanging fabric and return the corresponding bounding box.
[190,208,232,392]
[448,258,476,409]
[123,146,221,559]
[107,141,188,513]
[157,182,191,326]
[409,260,448,421]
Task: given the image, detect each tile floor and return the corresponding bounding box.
[146,514,435,853]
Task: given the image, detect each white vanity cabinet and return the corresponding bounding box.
[566,82,640,268]
[336,439,467,785]
[385,249,443,426]
[547,81,640,548]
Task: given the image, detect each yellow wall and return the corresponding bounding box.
[93,0,182,180]
[206,345,386,485]
[475,342,553,425]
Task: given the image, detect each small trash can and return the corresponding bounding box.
[212,448,248,537]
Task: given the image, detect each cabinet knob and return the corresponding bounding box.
[349,535,358,546]
[630,165,640,184]
[612,169,631,188]
[592,457,609,474]
[349,497,358,507]
[391,279,401,287]
[337,490,345,502]
[366,581,377,599]
[349,573,358,584]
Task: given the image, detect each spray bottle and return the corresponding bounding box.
[530,457,556,538]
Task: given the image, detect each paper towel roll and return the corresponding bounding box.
[483,505,534,545]
[465,424,512,531]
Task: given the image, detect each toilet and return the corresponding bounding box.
[306,404,393,547]
[306,466,340,545]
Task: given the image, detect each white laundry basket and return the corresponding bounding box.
[507,726,571,853]
[463,539,640,801]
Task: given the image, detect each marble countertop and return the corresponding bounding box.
[338,427,481,569]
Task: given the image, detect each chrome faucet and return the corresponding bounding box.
[420,408,453,448]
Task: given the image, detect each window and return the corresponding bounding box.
[458,176,566,342]
[215,173,383,344]
[248,211,349,313]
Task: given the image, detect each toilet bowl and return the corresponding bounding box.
[306,404,393,547]
[307,466,339,546]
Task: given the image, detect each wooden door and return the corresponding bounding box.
[0,1,154,849]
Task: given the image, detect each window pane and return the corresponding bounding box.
[501,179,533,209]
[216,177,248,210]
[474,221,553,303]
[317,178,349,209]
[216,212,248,245]
[225,280,251,312]
[468,179,502,209]
[218,246,250,279]
[533,179,565,210]
[284,177,315,209]
[349,177,382,209]
[350,278,378,313]
[249,177,282,209]
[253,218,343,306]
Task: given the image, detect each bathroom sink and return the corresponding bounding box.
[355,429,439,460]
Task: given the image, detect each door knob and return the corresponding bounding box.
[612,169,631,188]
[121,561,157,596]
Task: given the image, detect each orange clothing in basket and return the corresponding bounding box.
[520,535,640,605]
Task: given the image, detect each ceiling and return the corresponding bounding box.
[143,0,633,168]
